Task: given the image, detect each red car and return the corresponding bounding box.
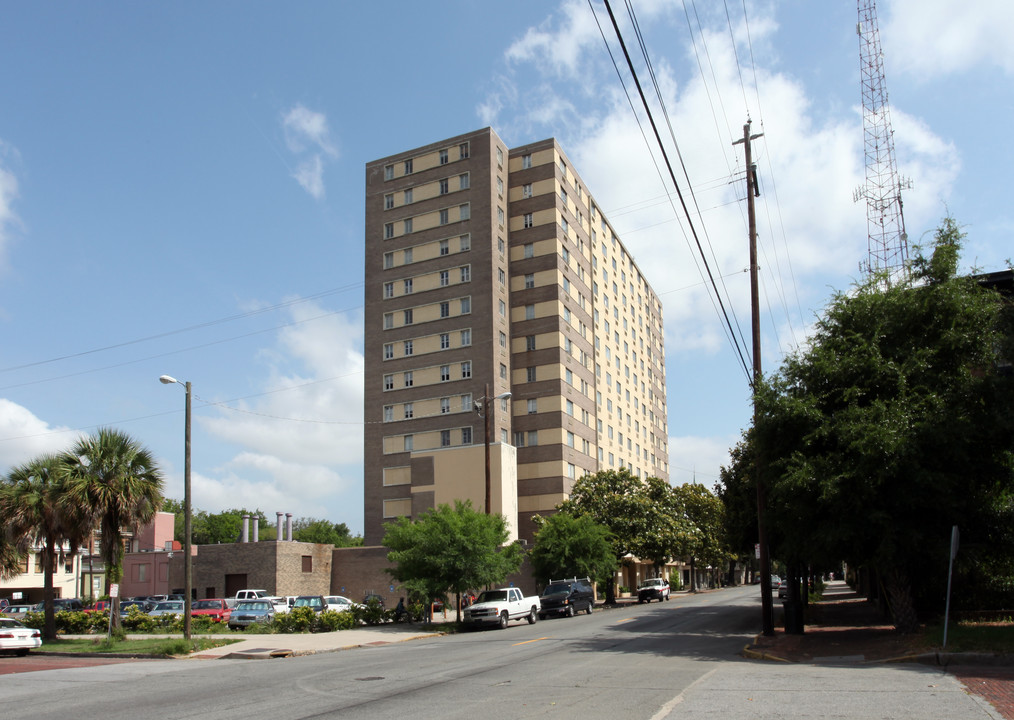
[191,599,231,623]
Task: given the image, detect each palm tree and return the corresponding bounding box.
[64,428,164,630]
[0,454,89,640]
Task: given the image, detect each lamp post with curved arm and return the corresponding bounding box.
[159,374,192,640]
[476,384,512,515]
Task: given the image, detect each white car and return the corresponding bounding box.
[0,617,42,656]
[324,596,362,611]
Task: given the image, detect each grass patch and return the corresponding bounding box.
[924,621,1014,653]
[41,636,241,657]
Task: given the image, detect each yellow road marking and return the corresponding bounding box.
[512,636,550,646]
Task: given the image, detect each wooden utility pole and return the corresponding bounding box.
[734,120,773,636]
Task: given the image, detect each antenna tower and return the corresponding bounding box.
[855,0,909,284]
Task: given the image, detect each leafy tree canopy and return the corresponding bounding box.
[529,511,617,586]
[383,501,523,620]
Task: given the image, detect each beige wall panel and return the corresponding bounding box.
[518,494,565,513]
[384,466,411,486]
[383,498,412,518]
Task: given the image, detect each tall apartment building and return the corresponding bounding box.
[363,128,668,546]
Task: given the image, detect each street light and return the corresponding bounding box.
[159,374,192,641]
[476,384,512,515]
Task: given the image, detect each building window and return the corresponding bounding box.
[523,183,533,198]
[440,209,449,225]
[459,142,469,159]
[384,193,394,210]
[497,207,505,226]
[440,270,449,286]
[302,556,313,573]
[384,223,394,239]
[462,427,472,444]
[441,429,451,447]
[460,235,471,251]
[384,164,394,180]
[461,361,472,378]
[403,248,413,263]
[384,313,394,329]
[403,340,413,356]
[404,435,413,451]
[566,400,574,416]
[499,331,507,348]
[568,432,575,448]
[403,372,413,387]
[527,399,537,414]
[404,309,413,324]
[441,398,451,414]
[440,302,450,318]
[404,278,413,294]
[460,173,470,190]
[460,297,471,313]
[526,366,536,382]
[525,305,535,320]
[404,158,413,174]
[524,243,534,258]
[499,299,506,317]
[404,403,414,419]
[384,343,394,360]
[403,218,413,234]
[523,213,533,229]
[439,149,448,165]
[384,406,393,422]
[460,266,471,282]
[522,153,532,169]
[498,237,505,255]
[525,273,535,289]
[498,268,506,285]
[404,188,413,204]
[439,178,449,195]
[439,238,449,256]
[496,146,504,166]
[499,363,507,379]
[461,329,471,346]
[384,282,394,298]
[384,374,394,390]
[440,333,450,349]
[459,204,470,220]
[384,252,394,268]
[526,335,536,351]
[440,365,450,381]
[528,430,538,446]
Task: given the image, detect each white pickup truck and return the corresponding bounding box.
[461,587,540,629]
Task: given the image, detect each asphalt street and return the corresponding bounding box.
[0,585,1003,719]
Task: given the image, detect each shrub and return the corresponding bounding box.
[122,607,157,633]
[316,609,357,632]
[275,606,316,633]
[356,597,388,626]
[20,611,43,630]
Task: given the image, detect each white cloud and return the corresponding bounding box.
[0,399,83,470]
[193,302,365,529]
[281,104,338,200]
[884,0,1014,77]
[668,433,737,489]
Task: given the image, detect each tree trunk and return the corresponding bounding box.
[884,568,920,634]
[43,539,57,641]
[689,558,697,592]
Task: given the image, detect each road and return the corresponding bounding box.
[0,585,1001,719]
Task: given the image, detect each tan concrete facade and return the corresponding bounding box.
[364,129,667,545]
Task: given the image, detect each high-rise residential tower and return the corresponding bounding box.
[363,128,667,545]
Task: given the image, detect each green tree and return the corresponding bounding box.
[0,454,90,640]
[674,483,728,591]
[529,511,616,586]
[292,517,362,547]
[63,428,164,630]
[754,219,1014,632]
[559,468,680,603]
[383,501,524,622]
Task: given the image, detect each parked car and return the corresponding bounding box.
[362,594,386,608]
[292,596,327,613]
[323,595,361,612]
[778,579,789,599]
[148,601,184,618]
[228,600,275,630]
[539,578,594,619]
[637,578,671,603]
[119,600,148,616]
[2,604,34,619]
[191,599,231,623]
[32,598,84,612]
[0,617,41,656]
[770,575,781,589]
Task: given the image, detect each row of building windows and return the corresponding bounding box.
[383,204,471,239]
[383,392,473,422]
[383,328,472,361]
[383,234,470,270]
[384,173,470,210]
[383,297,471,329]
[383,142,470,181]
[383,265,470,299]
[383,360,472,390]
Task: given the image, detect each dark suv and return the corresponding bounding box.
[538,578,594,619]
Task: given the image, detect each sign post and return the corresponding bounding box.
[943,526,959,649]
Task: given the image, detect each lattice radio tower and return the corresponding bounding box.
[854,0,910,284]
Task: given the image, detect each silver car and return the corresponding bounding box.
[228,600,275,630]
[148,601,184,617]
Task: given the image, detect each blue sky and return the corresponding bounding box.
[1,1,1011,535]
